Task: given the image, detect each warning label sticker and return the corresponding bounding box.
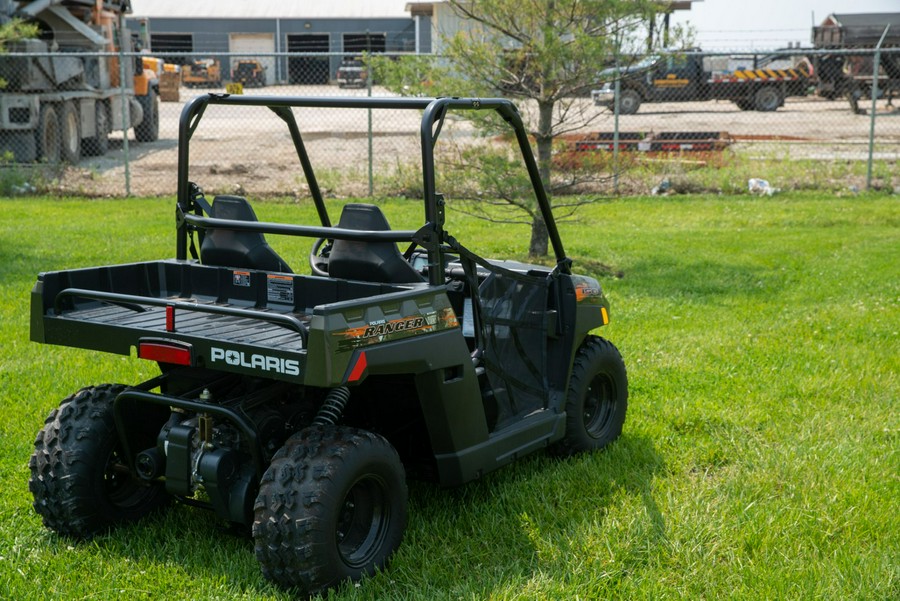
[267,275,294,304]
[232,271,251,287]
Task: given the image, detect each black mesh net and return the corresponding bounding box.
[478,269,550,428]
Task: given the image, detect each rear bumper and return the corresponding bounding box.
[591,87,615,106]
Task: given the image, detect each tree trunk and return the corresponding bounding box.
[531,100,555,257]
[529,213,549,257]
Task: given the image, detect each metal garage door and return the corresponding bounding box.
[229,33,275,85]
[287,34,330,84]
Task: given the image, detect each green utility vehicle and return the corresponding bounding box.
[28,94,627,593]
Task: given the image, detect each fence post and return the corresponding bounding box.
[612,47,621,194]
[867,25,891,191]
[367,32,374,197]
[118,48,131,196]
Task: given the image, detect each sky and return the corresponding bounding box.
[669,0,899,50]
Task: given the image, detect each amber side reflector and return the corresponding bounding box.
[601,307,610,325]
[139,341,192,366]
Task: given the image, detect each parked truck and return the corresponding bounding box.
[231,59,266,88]
[812,12,900,111]
[592,50,812,114]
[182,58,221,88]
[0,0,159,163]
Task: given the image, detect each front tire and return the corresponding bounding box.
[135,88,159,143]
[552,336,628,456]
[28,384,169,538]
[253,426,407,593]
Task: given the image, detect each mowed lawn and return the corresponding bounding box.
[0,194,896,600]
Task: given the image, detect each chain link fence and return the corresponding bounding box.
[1,48,898,198]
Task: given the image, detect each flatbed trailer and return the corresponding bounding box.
[592,51,812,114]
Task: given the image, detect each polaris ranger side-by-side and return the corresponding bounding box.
[28,94,628,593]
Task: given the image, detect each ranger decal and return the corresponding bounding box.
[334,308,459,351]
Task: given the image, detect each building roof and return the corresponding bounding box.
[827,13,900,28]
[129,0,412,19]
[404,1,702,14]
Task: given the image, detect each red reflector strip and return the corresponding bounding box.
[166,305,175,332]
[347,351,368,383]
[139,342,192,366]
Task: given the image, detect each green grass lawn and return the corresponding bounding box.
[1,194,897,600]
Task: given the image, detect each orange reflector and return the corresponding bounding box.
[601,307,609,325]
[347,351,368,383]
[139,341,192,366]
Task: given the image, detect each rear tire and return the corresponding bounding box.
[754,86,783,112]
[82,101,109,157]
[59,101,81,163]
[135,88,159,143]
[36,104,61,163]
[253,425,407,593]
[28,384,169,538]
[552,336,628,456]
[618,89,641,115]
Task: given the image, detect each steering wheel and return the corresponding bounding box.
[309,238,332,277]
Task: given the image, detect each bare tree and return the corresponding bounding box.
[374,1,688,255]
[426,0,668,255]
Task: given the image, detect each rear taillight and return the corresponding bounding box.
[138,340,193,366]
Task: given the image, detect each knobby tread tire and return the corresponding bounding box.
[552,336,628,457]
[28,384,168,538]
[253,425,407,593]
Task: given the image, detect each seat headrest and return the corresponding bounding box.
[337,203,392,231]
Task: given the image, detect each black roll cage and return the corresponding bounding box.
[175,94,570,284]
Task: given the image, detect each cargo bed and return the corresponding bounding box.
[31,259,422,380]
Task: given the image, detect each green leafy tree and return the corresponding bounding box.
[0,17,38,51]
[376,0,680,256]
[0,17,39,88]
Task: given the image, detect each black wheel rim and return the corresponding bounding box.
[583,374,616,439]
[104,446,151,509]
[336,475,390,568]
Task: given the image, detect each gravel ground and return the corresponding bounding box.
[55,84,900,198]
